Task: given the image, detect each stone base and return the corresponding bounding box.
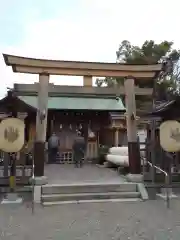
[117,166,129,175]
[96,164,106,168]
[1,193,23,205]
[157,188,178,199]
[156,193,178,199]
[128,141,141,174]
[29,176,48,204]
[104,161,115,168]
[29,176,48,185]
[34,141,45,176]
[126,174,143,183]
[33,186,42,203]
[136,183,149,200]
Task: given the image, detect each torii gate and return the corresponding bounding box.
[3,54,163,182]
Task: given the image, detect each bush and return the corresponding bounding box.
[98,145,109,165]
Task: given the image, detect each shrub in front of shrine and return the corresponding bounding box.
[98,145,109,165]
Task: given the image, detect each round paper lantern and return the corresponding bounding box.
[160,120,180,152]
[0,118,25,153]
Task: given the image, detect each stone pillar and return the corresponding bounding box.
[114,128,119,147]
[124,77,141,174]
[83,76,92,86]
[34,73,49,179]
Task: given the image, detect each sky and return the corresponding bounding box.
[0,0,180,98]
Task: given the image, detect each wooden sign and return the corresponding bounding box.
[160,120,180,152]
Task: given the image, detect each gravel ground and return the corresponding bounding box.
[1,199,180,239]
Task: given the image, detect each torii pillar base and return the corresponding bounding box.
[1,193,23,205]
[128,142,141,174]
[34,141,46,177]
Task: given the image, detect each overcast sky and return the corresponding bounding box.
[0,0,179,98]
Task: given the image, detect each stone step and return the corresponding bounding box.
[43,198,142,206]
[42,183,137,195]
[42,191,140,202]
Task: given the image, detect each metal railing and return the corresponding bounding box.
[147,160,170,208]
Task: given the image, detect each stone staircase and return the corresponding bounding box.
[41,182,143,206]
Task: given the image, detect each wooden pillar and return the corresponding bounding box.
[3,152,9,177]
[83,76,92,86]
[124,77,141,174]
[115,128,119,147]
[50,118,54,135]
[34,73,49,177]
[17,112,27,166]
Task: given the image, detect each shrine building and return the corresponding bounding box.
[0,83,127,163]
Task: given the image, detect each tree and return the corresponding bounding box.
[96,40,180,101]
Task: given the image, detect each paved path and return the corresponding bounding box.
[1,200,180,239]
[44,164,126,184]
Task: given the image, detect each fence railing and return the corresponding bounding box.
[0,165,32,186]
[146,160,170,208]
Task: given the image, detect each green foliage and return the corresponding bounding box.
[96,40,180,101]
[97,145,109,165]
[116,40,179,64]
[98,145,109,155]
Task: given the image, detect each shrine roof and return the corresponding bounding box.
[17,95,125,111]
[142,97,180,119]
[0,93,36,112]
[8,83,125,111]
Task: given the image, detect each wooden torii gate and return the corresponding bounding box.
[3,54,163,181]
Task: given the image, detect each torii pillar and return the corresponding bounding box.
[33,73,49,183]
[124,77,141,178]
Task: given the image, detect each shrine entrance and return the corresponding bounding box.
[2,54,164,180]
[47,110,110,164]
